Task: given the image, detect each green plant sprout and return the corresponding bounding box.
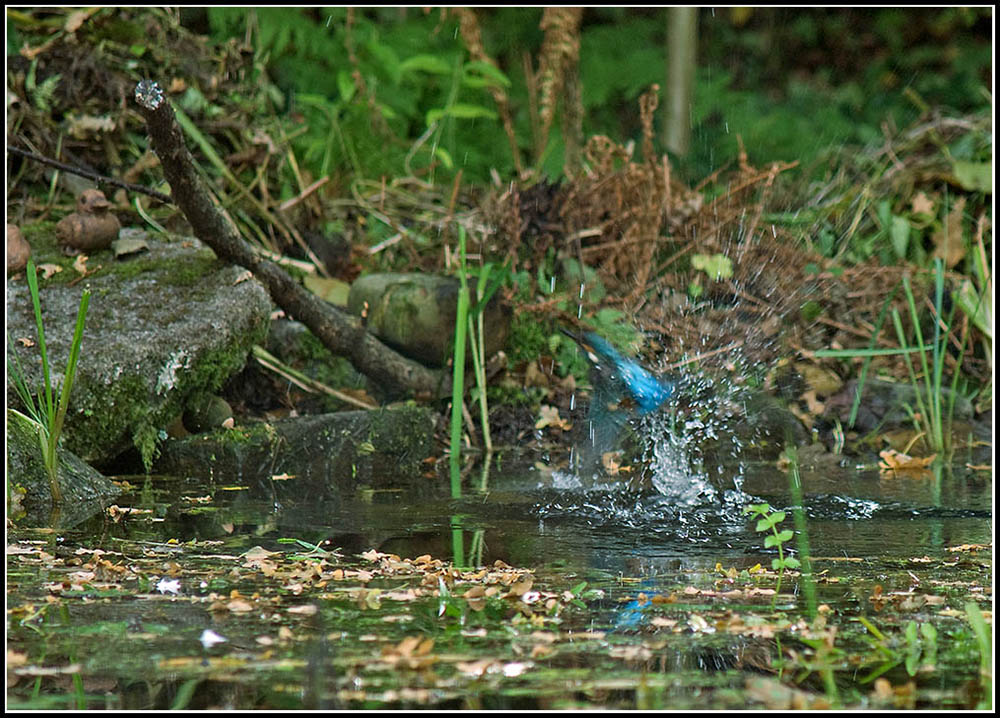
[744,502,800,608]
[965,601,992,710]
[7,258,91,504]
[857,616,938,683]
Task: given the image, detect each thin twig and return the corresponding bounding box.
[7,144,173,203]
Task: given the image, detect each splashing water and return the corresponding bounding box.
[637,366,755,506]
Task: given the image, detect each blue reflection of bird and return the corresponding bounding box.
[562,329,674,468]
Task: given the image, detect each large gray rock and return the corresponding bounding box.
[6,228,272,470]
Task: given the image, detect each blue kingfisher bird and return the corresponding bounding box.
[562,329,674,468]
[562,329,674,416]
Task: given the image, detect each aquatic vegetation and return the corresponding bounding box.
[7,259,91,504]
[744,502,800,609]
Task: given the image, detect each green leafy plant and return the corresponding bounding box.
[7,259,91,504]
[814,259,976,454]
[688,252,733,299]
[858,616,938,683]
[965,601,992,710]
[206,8,516,185]
[744,501,800,608]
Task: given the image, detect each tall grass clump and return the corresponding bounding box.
[890,258,968,454]
[817,257,979,456]
[7,259,91,504]
[449,226,507,486]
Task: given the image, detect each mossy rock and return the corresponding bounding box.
[6,229,272,468]
[7,408,121,526]
[347,273,510,368]
[154,404,438,498]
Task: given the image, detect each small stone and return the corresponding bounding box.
[7,223,31,274]
[56,189,121,254]
[183,393,234,434]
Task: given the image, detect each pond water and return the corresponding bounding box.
[7,440,992,710]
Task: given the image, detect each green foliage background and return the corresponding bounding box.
[200,7,991,186]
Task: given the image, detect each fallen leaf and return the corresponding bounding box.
[155,577,182,595]
[287,604,318,616]
[456,657,497,677]
[601,451,632,475]
[67,114,115,139]
[72,254,89,276]
[508,575,534,596]
[879,449,937,476]
[227,598,254,613]
[63,8,97,33]
[464,585,487,611]
[910,191,935,216]
[535,404,571,431]
[931,196,967,268]
[37,263,62,279]
[199,629,227,648]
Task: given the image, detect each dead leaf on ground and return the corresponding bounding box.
[910,191,935,217]
[535,404,571,430]
[37,263,62,279]
[932,196,967,268]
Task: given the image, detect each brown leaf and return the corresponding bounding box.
[464,585,487,611]
[37,263,62,279]
[535,404,571,431]
[932,196,967,268]
[227,598,254,613]
[64,8,97,33]
[910,191,935,217]
[72,254,89,276]
[287,603,318,616]
[508,575,534,596]
[879,449,937,477]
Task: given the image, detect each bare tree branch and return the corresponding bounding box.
[6,144,173,204]
[132,80,447,400]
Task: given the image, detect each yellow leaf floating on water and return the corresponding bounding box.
[879,449,936,476]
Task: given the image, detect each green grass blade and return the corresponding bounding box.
[813,347,932,358]
[50,288,90,447]
[845,286,897,428]
[902,274,942,446]
[24,260,55,425]
[449,227,470,482]
[7,332,45,427]
[891,307,932,445]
